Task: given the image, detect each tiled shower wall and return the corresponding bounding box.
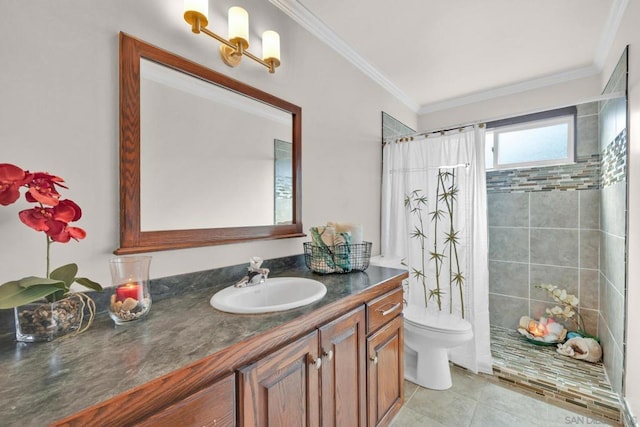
[487,102,601,337]
[488,47,628,396]
[598,49,628,394]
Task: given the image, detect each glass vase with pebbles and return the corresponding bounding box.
[108,256,152,325]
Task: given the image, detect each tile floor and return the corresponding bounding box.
[490,326,621,423]
[391,365,620,427]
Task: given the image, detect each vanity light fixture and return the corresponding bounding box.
[183,0,281,73]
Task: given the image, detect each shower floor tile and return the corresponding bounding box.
[490,325,621,424]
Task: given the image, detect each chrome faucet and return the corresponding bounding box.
[234,257,270,287]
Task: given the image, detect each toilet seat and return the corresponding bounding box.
[404,305,472,334]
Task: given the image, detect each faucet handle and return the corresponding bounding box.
[249,257,264,271]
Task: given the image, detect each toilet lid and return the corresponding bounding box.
[404,305,472,333]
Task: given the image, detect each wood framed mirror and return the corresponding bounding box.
[116,33,303,254]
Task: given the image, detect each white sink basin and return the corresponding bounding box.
[210,277,327,314]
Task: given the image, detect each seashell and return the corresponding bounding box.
[519,316,533,329]
[556,337,602,363]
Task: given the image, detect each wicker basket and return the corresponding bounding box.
[303,241,372,274]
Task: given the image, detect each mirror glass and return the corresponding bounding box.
[139,59,293,230]
[116,33,303,254]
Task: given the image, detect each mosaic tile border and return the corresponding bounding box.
[486,155,600,193]
[490,325,622,424]
[601,129,627,188]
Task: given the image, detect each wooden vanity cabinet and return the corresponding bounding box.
[237,331,321,426]
[135,373,235,427]
[319,306,367,427]
[237,306,367,427]
[237,286,405,427]
[366,289,405,427]
[52,274,407,427]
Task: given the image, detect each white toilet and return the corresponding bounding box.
[403,305,474,390]
[367,256,474,390]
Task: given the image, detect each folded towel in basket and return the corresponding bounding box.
[333,231,352,272]
[327,222,363,244]
[310,226,335,246]
[309,226,337,273]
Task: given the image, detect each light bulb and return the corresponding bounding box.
[228,6,249,49]
[262,30,280,63]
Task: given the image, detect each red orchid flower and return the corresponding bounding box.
[0,163,33,206]
[25,172,68,206]
[52,199,83,223]
[18,199,86,242]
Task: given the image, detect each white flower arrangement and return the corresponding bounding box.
[536,284,585,333]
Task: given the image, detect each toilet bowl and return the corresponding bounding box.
[403,305,473,390]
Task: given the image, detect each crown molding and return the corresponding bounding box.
[271,0,626,116]
[269,0,419,112]
[594,0,629,69]
[418,64,600,115]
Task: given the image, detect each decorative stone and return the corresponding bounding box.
[121,298,138,312]
[14,294,83,342]
[108,297,151,324]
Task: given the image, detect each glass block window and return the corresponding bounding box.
[486,107,576,170]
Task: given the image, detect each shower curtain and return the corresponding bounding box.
[381,126,492,374]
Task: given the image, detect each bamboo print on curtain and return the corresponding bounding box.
[381,126,492,374]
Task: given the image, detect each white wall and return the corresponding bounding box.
[0,0,416,288]
[604,1,640,420]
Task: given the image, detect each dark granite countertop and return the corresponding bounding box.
[0,263,405,426]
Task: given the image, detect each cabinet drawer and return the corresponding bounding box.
[366,288,403,334]
[135,373,235,427]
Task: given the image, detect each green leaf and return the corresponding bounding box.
[429,209,445,221]
[410,226,425,239]
[0,280,67,309]
[13,276,67,289]
[429,251,445,262]
[428,288,446,300]
[411,268,425,279]
[444,231,460,245]
[75,277,103,292]
[452,272,465,286]
[50,263,79,287]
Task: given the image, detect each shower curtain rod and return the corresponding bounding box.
[388,162,470,174]
[383,122,485,145]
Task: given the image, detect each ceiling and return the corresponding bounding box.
[271,0,627,113]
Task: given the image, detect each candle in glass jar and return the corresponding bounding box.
[115,282,142,302]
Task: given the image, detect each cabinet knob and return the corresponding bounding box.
[322,349,333,361]
[370,354,378,365]
[309,355,322,370]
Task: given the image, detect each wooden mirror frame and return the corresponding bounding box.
[116,33,303,254]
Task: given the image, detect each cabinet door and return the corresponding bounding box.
[238,330,321,427]
[319,306,366,427]
[135,373,235,427]
[367,315,404,427]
